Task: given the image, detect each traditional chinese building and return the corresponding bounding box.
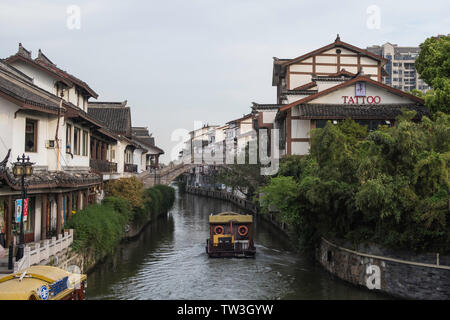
[0,57,102,248]
[132,127,164,170]
[87,101,158,176]
[253,35,429,157]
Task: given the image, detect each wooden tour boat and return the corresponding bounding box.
[0,265,87,300]
[206,212,256,258]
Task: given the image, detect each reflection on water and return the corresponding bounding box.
[86,190,389,300]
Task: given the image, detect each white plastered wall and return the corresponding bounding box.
[310,82,415,105]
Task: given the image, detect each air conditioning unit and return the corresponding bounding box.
[45,139,61,149]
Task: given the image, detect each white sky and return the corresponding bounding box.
[0,0,449,163]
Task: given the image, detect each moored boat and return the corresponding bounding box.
[206,212,256,258]
[0,265,87,300]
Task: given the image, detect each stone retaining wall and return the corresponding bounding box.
[317,237,450,300]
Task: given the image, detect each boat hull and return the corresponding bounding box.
[206,240,256,258]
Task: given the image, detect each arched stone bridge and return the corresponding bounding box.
[140,162,196,188]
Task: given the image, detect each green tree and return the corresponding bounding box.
[215,144,267,199]
[104,177,145,209]
[258,113,450,253]
[415,35,450,114]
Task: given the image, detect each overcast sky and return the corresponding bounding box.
[1,0,448,163]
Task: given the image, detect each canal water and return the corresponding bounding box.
[86,189,389,300]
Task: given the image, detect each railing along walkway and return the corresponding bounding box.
[14,229,74,273]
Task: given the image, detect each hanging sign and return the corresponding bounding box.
[15,199,29,223]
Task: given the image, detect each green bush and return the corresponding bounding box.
[131,184,175,224]
[64,200,129,259]
[259,112,450,253]
[65,185,176,258]
[152,184,176,211]
[102,196,133,223]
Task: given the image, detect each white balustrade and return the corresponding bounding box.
[13,229,75,273]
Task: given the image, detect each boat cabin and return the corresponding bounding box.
[0,265,87,300]
[206,212,256,258]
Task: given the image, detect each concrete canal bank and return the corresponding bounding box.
[185,186,450,300]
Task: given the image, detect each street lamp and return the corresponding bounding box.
[12,154,34,261]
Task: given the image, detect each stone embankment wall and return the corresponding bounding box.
[186,185,450,300]
[317,237,450,299]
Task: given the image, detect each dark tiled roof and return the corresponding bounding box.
[226,113,253,124]
[5,44,98,98]
[251,103,282,110]
[131,127,164,154]
[0,74,62,113]
[88,103,132,137]
[282,90,318,95]
[312,75,356,82]
[0,166,101,191]
[132,127,150,136]
[134,136,154,147]
[293,82,317,90]
[137,139,164,154]
[282,37,388,67]
[34,54,98,98]
[0,59,33,82]
[297,104,430,120]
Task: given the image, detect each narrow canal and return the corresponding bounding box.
[86,188,389,300]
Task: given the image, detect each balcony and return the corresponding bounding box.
[124,163,138,173]
[90,159,118,173]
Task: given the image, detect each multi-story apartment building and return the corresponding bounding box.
[366,43,430,93]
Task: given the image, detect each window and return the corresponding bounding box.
[66,124,72,153]
[125,150,133,164]
[82,131,88,156]
[110,149,115,161]
[73,127,81,155]
[25,119,38,152]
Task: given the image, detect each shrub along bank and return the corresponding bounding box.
[65,180,175,262]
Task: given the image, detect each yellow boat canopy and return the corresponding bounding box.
[209,212,253,224]
[0,265,87,300]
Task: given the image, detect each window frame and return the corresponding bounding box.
[66,123,72,153]
[73,127,81,155]
[25,118,38,153]
[82,130,88,156]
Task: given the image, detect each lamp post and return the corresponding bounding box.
[12,154,34,261]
